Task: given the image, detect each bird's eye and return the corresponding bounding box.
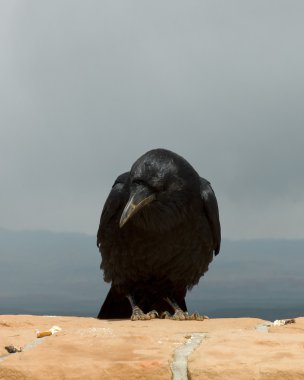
[132,179,157,192]
[133,179,146,186]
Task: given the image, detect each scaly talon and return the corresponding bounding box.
[147,310,159,319]
[172,309,186,320]
[131,306,159,321]
[160,311,172,319]
[186,312,209,321]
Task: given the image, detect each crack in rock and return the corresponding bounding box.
[0,338,46,363]
[171,333,207,380]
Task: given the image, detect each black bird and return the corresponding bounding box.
[97,148,221,320]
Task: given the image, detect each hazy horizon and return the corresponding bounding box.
[1,228,304,321]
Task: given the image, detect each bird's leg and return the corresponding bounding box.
[163,297,208,321]
[162,297,187,320]
[126,295,158,321]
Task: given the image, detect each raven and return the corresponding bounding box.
[97,148,221,320]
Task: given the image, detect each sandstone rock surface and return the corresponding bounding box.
[1,315,304,379]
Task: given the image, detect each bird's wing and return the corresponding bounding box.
[200,177,221,255]
[96,172,129,248]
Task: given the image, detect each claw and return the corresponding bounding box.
[131,306,149,321]
[186,312,209,321]
[131,306,159,321]
[160,309,208,321]
[147,310,159,319]
[172,309,186,320]
[160,310,187,320]
[160,311,172,319]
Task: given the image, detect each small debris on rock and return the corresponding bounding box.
[49,325,62,334]
[273,319,295,326]
[5,345,22,354]
[36,325,62,338]
[37,331,52,338]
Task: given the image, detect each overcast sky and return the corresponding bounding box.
[1,0,304,239]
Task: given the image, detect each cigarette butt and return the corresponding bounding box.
[37,331,52,338]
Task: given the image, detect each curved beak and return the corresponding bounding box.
[119,186,156,228]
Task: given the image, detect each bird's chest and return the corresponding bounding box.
[118,220,208,278]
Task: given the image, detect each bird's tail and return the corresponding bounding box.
[97,287,132,319]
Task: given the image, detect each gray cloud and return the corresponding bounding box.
[1,0,304,238]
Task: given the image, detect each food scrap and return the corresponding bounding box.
[36,325,62,338]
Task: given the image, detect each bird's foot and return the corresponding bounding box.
[160,310,187,320]
[131,306,159,321]
[160,310,208,321]
[172,309,187,320]
[131,306,150,320]
[147,310,159,319]
[160,311,172,319]
[185,312,209,321]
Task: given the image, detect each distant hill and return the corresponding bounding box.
[0,228,107,317]
[1,228,304,320]
[188,239,304,320]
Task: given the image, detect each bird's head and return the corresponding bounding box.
[119,149,200,230]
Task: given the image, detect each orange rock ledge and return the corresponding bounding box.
[1,315,304,380]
